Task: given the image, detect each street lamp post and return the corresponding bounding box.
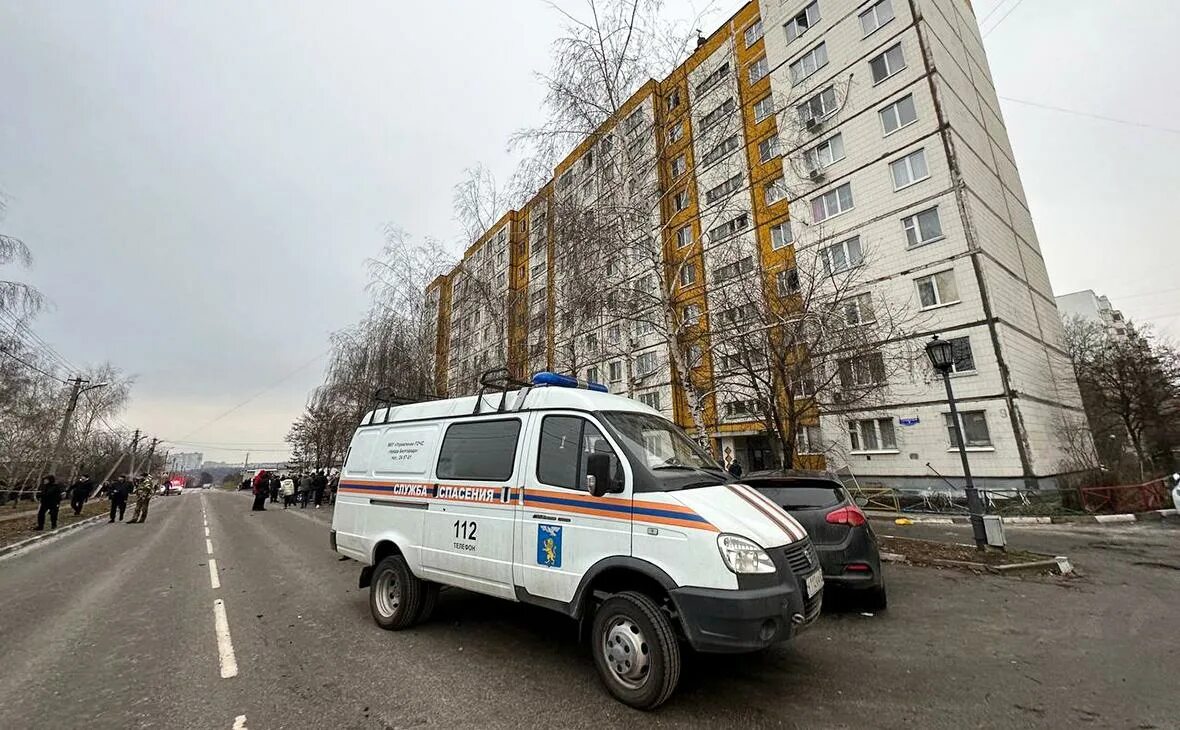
[48,378,110,475]
[925,335,988,550]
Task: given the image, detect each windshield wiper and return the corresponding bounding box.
[652,464,698,471]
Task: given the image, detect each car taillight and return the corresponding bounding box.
[825,505,867,527]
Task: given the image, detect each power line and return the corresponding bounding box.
[977,0,1010,27]
[0,345,67,382]
[982,0,1025,37]
[999,96,1180,137]
[0,310,79,374]
[176,348,331,441]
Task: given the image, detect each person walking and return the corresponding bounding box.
[280,474,296,509]
[251,470,269,512]
[727,460,744,479]
[68,474,94,516]
[312,470,328,509]
[34,475,64,531]
[327,472,339,506]
[127,474,155,524]
[107,474,131,522]
[268,473,281,504]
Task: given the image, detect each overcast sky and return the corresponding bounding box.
[2,0,1178,463]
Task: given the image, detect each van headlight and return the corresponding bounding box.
[717,534,776,574]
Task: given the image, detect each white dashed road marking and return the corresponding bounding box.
[208,558,221,589]
[213,599,239,678]
[232,714,248,729]
[206,539,214,555]
[205,526,210,537]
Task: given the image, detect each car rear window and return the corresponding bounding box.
[747,480,844,509]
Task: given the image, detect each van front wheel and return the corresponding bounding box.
[591,591,681,710]
[369,555,423,630]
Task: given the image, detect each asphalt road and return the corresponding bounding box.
[1,490,1177,729]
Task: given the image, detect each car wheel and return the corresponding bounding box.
[591,591,681,710]
[369,555,424,630]
[415,582,440,623]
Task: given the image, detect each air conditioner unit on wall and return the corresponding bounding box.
[805,117,820,131]
[808,168,825,183]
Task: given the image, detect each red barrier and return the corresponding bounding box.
[1079,479,1170,514]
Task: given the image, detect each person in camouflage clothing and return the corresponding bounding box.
[127,473,156,524]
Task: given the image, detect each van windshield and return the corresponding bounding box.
[602,411,730,491]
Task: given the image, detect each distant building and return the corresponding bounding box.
[1056,290,1128,340]
[167,452,204,471]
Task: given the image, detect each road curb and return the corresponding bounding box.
[0,513,108,559]
[868,508,1178,527]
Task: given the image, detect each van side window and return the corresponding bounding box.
[436,419,521,482]
[537,416,621,492]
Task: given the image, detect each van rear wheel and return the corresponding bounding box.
[591,591,681,710]
[369,555,423,630]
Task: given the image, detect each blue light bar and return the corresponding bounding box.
[532,371,609,393]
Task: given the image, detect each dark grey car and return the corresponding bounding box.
[744,470,886,611]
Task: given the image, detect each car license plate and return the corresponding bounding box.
[805,570,824,598]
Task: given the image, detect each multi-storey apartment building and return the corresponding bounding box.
[426,0,1087,490]
[1056,289,1129,341]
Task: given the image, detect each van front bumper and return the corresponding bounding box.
[670,578,817,653]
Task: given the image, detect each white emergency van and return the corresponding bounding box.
[330,371,823,709]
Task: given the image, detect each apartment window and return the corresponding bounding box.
[771,222,793,250]
[586,366,599,384]
[841,292,875,326]
[558,169,574,191]
[702,134,740,166]
[683,303,701,326]
[715,256,755,283]
[807,133,845,170]
[679,262,697,287]
[582,150,594,171]
[675,224,693,248]
[947,336,975,373]
[810,182,854,222]
[764,177,788,205]
[725,399,758,419]
[585,332,599,352]
[667,89,681,111]
[860,0,895,36]
[687,344,703,368]
[789,42,828,83]
[705,173,743,205]
[672,189,689,212]
[638,391,661,410]
[696,62,730,96]
[848,418,897,452]
[668,120,684,143]
[719,303,757,324]
[700,97,736,130]
[670,154,687,178]
[636,351,658,375]
[796,425,823,454]
[744,17,764,47]
[605,259,621,277]
[915,269,959,308]
[607,324,621,344]
[609,361,623,382]
[531,287,546,304]
[945,411,992,448]
[748,56,769,84]
[753,95,775,123]
[902,207,943,246]
[785,1,820,44]
[758,134,780,163]
[497,250,506,266]
[821,236,863,275]
[890,148,930,189]
[797,86,838,124]
[635,319,654,336]
[869,43,906,84]
[707,213,750,243]
[777,267,801,296]
[880,94,918,135]
[625,108,644,135]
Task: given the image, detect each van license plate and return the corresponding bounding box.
[805,570,824,598]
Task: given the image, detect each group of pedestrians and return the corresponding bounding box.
[31,471,163,530]
[249,468,338,512]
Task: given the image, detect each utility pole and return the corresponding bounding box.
[142,438,160,475]
[127,429,142,475]
[91,429,141,499]
[48,377,110,474]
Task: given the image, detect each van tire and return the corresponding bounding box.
[591,591,681,710]
[369,555,423,630]
[415,582,440,623]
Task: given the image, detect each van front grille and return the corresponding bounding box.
[783,538,817,575]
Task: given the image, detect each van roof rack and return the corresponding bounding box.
[370,388,445,424]
[474,368,530,415]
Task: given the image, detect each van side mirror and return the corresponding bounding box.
[586,453,615,498]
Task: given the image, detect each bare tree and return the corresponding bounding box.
[0,196,45,317]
